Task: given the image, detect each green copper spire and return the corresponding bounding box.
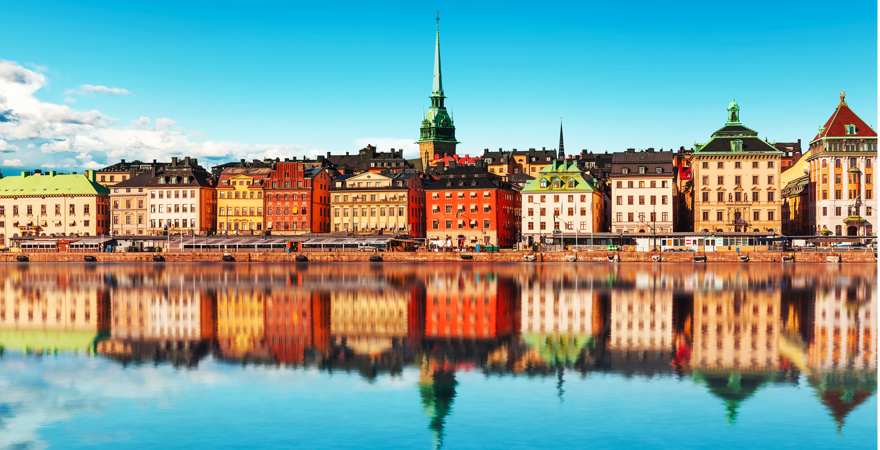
[418,14,457,148]
[432,14,443,97]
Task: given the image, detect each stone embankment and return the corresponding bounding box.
[0,250,875,263]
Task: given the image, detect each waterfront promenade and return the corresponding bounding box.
[1,249,875,263]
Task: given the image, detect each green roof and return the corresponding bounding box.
[0,172,109,196]
[521,160,596,193]
[0,329,102,354]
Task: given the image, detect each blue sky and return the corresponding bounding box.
[0,0,876,170]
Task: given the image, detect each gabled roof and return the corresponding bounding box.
[812,92,877,143]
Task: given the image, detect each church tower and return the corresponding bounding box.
[418,16,458,169]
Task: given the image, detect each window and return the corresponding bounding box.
[767,176,774,185]
[717,162,724,169]
[638,166,646,174]
[702,192,709,202]
[767,192,774,202]
[835,207,841,216]
[767,161,775,168]
[717,176,724,185]
[627,212,634,222]
[702,211,709,221]
[767,210,774,221]
[702,176,709,185]
[845,124,857,135]
[752,191,759,202]
[716,211,723,221]
[717,192,724,202]
[616,212,623,223]
[735,176,741,185]
[734,161,741,169]
[753,211,760,221]
[752,161,759,169]
[616,196,623,205]
[822,207,827,217]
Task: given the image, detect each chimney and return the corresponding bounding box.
[121,159,126,164]
[171,156,178,165]
[86,169,96,182]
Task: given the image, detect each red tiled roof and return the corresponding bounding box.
[812,93,877,142]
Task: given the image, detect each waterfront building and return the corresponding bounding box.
[324,145,412,175]
[216,166,272,235]
[0,170,110,246]
[111,157,215,236]
[673,148,695,232]
[481,148,558,179]
[692,101,784,233]
[609,148,676,235]
[520,160,603,246]
[418,18,458,170]
[96,159,167,187]
[424,165,520,248]
[263,161,332,235]
[781,148,813,236]
[210,158,275,180]
[774,140,803,172]
[329,170,425,237]
[806,92,877,236]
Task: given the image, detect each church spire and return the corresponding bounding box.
[432,13,443,97]
[558,120,565,160]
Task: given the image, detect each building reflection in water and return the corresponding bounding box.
[0,262,875,445]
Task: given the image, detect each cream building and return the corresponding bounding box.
[692,102,784,233]
[610,149,677,234]
[330,171,424,237]
[520,277,597,335]
[609,288,674,353]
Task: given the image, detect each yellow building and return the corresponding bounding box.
[692,102,783,233]
[216,167,272,235]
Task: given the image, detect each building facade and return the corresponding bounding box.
[520,160,603,246]
[0,171,110,246]
[692,102,784,233]
[610,149,676,234]
[330,171,425,237]
[111,157,215,236]
[264,161,332,235]
[807,92,877,236]
[216,167,272,235]
[96,159,166,187]
[424,165,520,248]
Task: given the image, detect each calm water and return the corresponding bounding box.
[0,262,875,449]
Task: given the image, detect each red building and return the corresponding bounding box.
[424,165,520,248]
[424,271,517,339]
[264,290,331,364]
[263,161,332,234]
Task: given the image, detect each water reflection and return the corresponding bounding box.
[0,263,875,447]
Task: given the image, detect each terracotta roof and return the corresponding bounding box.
[812,93,877,142]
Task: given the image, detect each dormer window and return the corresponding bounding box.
[845,124,857,135]
[731,139,743,152]
[621,168,629,175]
[638,166,646,175]
[655,167,663,174]
[540,178,549,188]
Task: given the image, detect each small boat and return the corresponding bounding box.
[738,255,750,262]
[522,254,537,262]
[693,255,707,263]
[651,254,662,263]
[782,255,795,263]
[564,253,577,262]
[369,255,383,263]
[295,254,309,263]
[460,254,473,261]
[15,255,29,262]
[152,254,165,263]
[825,255,841,264]
[84,255,98,262]
[222,253,235,262]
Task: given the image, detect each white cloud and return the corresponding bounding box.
[77,84,131,96]
[0,60,323,170]
[2,158,22,166]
